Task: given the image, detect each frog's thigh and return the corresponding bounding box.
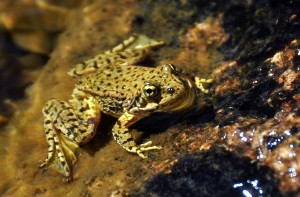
[69,89,101,144]
[112,112,162,158]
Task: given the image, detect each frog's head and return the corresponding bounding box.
[129,64,198,114]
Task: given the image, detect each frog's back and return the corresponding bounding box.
[77,65,154,95]
[75,65,157,116]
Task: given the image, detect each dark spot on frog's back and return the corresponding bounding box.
[116,120,122,126]
[93,61,97,68]
[118,53,126,59]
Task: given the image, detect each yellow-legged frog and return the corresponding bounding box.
[40,35,212,180]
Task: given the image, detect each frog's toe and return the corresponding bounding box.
[136,141,162,159]
[40,160,49,169]
[39,152,54,170]
[140,145,163,151]
[63,175,73,182]
[136,150,147,159]
[194,77,214,94]
[140,141,162,150]
[140,140,153,147]
[39,160,50,173]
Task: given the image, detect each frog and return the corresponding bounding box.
[40,34,213,180]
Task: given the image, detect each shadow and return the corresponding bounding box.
[81,114,115,156]
[82,104,216,156]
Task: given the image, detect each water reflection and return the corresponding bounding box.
[233,179,264,197]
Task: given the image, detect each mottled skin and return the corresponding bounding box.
[40,35,212,180]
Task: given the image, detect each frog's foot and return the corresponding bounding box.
[39,129,78,179]
[136,141,163,159]
[194,77,214,94]
[39,147,77,180]
[105,34,138,54]
[106,34,165,53]
[134,39,165,50]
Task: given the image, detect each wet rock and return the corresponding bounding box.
[133,148,281,197]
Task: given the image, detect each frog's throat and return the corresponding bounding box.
[155,75,198,113]
[164,87,197,112]
[164,72,200,112]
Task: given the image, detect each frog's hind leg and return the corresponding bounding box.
[68,35,165,77]
[68,36,140,77]
[40,93,100,179]
[101,35,165,67]
[40,99,79,179]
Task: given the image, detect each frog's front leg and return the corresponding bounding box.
[112,112,162,159]
[40,88,100,179]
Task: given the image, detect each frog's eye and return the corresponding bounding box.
[143,84,158,98]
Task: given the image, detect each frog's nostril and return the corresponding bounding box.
[167,87,175,94]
